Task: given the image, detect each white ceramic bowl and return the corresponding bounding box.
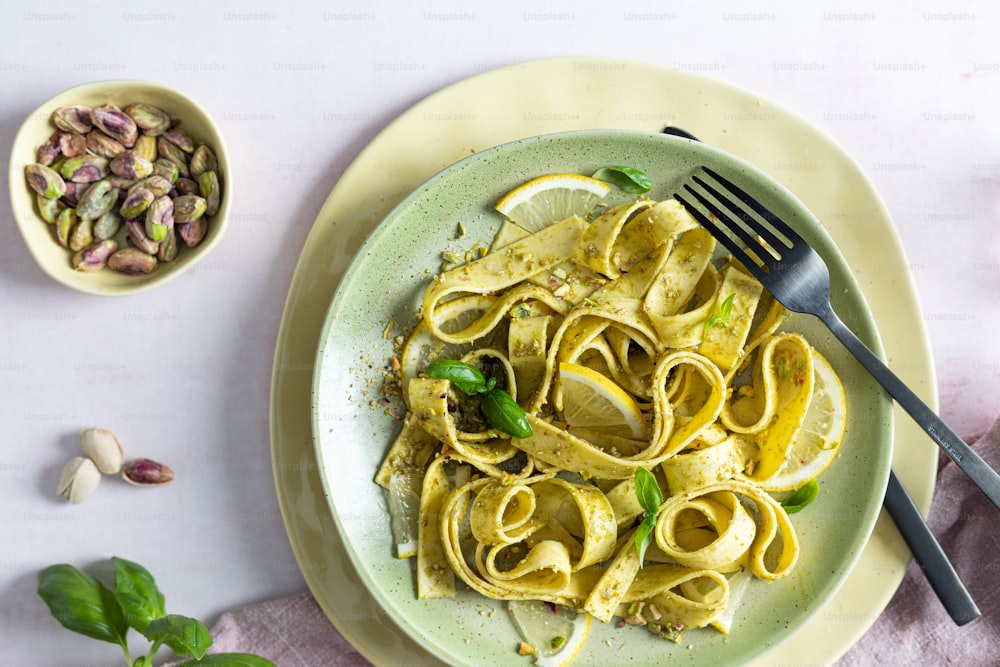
[9,80,230,296]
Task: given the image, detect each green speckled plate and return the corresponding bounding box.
[311,129,892,666]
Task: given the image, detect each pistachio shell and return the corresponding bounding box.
[78,427,125,474]
[57,456,101,503]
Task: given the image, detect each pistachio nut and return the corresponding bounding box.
[157,226,178,262]
[144,195,173,242]
[177,218,207,247]
[56,208,78,248]
[109,150,153,180]
[134,134,157,162]
[125,218,160,254]
[124,103,172,136]
[72,239,118,273]
[57,456,101,503]
[93,209,123,240]
[128,175,172,198]
[51,105,93,134]
[173,177,199,196]
[76,179,119,220]
[58,132,87,158]
[119,187,154,218]
[59,155,109,183]
[198,170,221,217]
[171,195,207,223]
[189,145,218,179]
[92,104,138,147]
[86,130,126,159]
[151,158,180,184]
[61,181,80,206]
[68,215,94,252]
[36,193,65,224]
[25,163,66,199]
[108,247,157,275]
[122,458,174,487]
[156,138,190,178]
[77,426,125,474]
[163,126,194,153]
[36,132,63,166]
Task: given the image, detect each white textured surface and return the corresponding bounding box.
[2,1,998,664]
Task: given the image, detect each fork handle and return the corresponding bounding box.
[883,469,980,625]
[819,304,1000,511]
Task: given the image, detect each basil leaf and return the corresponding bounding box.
[179,654,276,667]
[144,614,213,660]
[37,564,129,647]
[781,480,820,514]
[718,292,736,320]
[112,556,166,633]
[134,657,152,667]
[424,359,488,395]
[633,516,656,563]
[481,389,532,438]
[633,467,663,514]
[592,166,653,194]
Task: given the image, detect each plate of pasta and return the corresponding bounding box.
[312,129,892,666]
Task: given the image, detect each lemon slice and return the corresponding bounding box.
[495,174,611,233]
[509,600,591,667]
[558,362,648,439]
[758,351,847,492]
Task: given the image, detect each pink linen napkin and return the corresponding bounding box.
[188,416,1000,666]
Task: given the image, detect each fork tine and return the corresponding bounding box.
[674,188,772,282]
[692,173,789,253]
[702,167,805,247]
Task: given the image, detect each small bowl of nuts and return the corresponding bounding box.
[9,80,230,296]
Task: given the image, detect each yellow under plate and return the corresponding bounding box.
[269,56,937,666]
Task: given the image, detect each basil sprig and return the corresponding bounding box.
[424,359,532,438]
[592,166,653,194]
[36,557,275,666]
[633,467,664,565]
[781,479,820,514]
